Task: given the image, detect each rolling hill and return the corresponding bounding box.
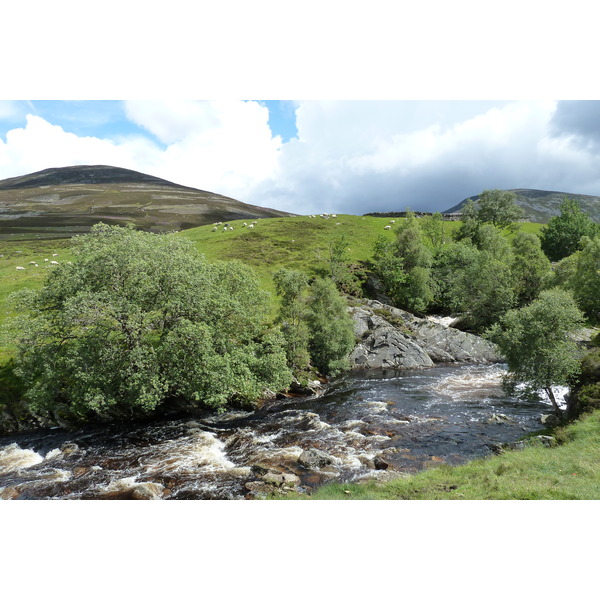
[0,165,294,239]
[444,189,600,223]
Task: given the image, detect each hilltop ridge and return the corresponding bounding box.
[0,165,294,239]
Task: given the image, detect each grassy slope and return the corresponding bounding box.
[287,411,600,500]
[0,216,543,355]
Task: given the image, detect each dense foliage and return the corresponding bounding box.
[274,268,356,376]
[486,288,585,416]
[540,198,599,261]
[7,224,292,420]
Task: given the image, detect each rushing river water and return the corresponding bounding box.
[0,364,559,500]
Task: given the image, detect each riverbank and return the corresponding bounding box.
[283,408,600,499]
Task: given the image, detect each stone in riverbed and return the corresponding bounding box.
[297,448,334,469]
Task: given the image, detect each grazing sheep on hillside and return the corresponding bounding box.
[389,220,395,224]
[29,261,36,265]
[248,224,254,229]
[229,227,234,231]
[384,225,391,230]
[242,223,247,227]
[50,261,59,265]
[16,266,25,270]
[212,227,218,231]
[52,253,58,257]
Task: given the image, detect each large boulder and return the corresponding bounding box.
[348,300,502,370]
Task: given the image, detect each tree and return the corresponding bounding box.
[305,278,356,376]
[486,288,585,418]
[455,190,524,241]
[371,213,434,313]
[510,232,552,306]
[540,198,599,261]
[273,268,311,371]
[568,235,600,323]
[8,224,292,420]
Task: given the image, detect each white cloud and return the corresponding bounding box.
[2,100,600,217]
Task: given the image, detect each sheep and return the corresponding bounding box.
[44,259,49,262]
[50,260,59,265]
[52,253,58,257]
[384,225,392,230]
[33,263,39,267]
[16,266,25,270]
[389,220,395,224]
[242,223,247,227]
[332,214,337,218]
[229,227,234,231]
[29,261,36,264]
[212,227,218,232]
[248,224,254,229]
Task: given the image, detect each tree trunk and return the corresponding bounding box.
[545,386,565,420]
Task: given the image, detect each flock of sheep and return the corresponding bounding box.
[212,220,258,232]
[14,253,70,271]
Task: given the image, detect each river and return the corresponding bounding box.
[0,363,558,500]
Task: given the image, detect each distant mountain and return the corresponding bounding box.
[0,165,294,239]
[444,189,600,224]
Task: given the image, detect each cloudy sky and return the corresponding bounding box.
[2,99,600,215]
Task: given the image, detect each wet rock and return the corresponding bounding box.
[261,472,300,486]
[348,300,502,370]
[358,456,376,469]
[131,482,165,500]
[60,443,80,456]
[373,455,390,470]
[0,486,20,500]
[488,413,515,424]
[244,481,279,499]
[298,448,334,469]
[540,414,560,427]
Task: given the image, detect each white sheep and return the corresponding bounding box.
[44,259,49,262]
[52,253,58,257]
[50,260,59,265]
[384,225,391,230]
[212,227,218,231]
[229,227,234,231]
[242,223,247,227]
[390,220,395,224]
[16,266,25,270]
[248,224,254,229]
[29,261,36,264]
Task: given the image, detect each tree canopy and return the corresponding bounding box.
[8,224,292,420]
[486,288,585,417]
[540,198,599,261]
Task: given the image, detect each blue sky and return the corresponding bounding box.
[3,99,600,215]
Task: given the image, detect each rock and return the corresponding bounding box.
[298,448,334,469]
[261,472,300,486]
[540,414,560,427]
[532,435,557,447]
[348,300,502,370]
[60,443,80,455]
[131,482,165,500]
[488,413,515,424]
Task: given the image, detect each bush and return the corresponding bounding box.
[7,224,292,420]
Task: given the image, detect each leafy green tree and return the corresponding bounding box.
[273,268,311,371]
[540,198,599,261]
[455,190,524,242]
[305,278,355,376]
[8,224,292,420]
[568,235,600,323]
[430,240,480,313]
[510,232,552,306]
[486,288,585,418]
[420,212,449,254]
[371,213,434,313]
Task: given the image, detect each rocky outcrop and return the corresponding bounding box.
[348,300,502,370]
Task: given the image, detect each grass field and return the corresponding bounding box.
[0,215,544,359]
